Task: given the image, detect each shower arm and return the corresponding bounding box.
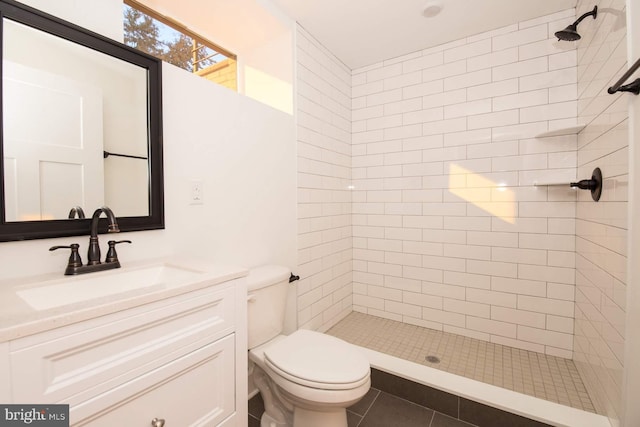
[571,7,598,27]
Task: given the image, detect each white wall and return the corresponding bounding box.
[159,63,297,270]
[572,0,629,423]
[622,0,640,425]
[350,9,579,358]
[0,1,297,282]
[14,0,123,42]
[243,29,294,114]
[296,25,353,332]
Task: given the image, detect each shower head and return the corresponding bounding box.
[555,24,581,41]
[555,5,598,41]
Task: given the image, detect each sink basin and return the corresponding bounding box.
[17,263,204,311]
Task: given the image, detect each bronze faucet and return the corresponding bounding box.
[50,206,131,275]
[67,206,86,219]
[87,206,120,265]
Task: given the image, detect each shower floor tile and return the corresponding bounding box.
[326,312,597,414]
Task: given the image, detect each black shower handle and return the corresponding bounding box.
[570,179,597,190]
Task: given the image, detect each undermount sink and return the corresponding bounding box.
[17,262,205,311]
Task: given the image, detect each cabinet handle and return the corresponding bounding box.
[151,418,165,427]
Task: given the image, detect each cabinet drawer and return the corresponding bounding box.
[73,334,236,426]
[10,283,236,405]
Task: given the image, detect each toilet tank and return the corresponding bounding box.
[246,265,291,349]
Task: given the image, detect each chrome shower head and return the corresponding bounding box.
[555,5,598,41]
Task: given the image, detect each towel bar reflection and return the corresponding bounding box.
[103,150,148,160]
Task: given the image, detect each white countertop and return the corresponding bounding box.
[0,257,248,342]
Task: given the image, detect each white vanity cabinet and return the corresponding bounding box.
[2,274,247,426]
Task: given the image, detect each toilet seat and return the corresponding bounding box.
[263,329,370,390]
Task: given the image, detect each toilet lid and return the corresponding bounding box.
[263,329,370,390]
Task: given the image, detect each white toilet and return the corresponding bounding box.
[247,265,371,427]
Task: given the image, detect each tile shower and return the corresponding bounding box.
[328,312,594,412]
[296,0,627,423]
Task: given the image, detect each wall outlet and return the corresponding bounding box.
[190,180,204,205]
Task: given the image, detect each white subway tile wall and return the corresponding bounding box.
[296,4,628,421]
[573,0,628,422]
[296,26,353,332]
[351,10,579,359]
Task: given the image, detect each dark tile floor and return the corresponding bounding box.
[248,387,477,427]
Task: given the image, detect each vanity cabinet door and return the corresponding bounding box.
[73,334,236,426]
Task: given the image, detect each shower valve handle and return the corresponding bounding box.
[570,179,597,190]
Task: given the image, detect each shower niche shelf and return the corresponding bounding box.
[535,124,585,138]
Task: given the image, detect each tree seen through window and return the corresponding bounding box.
[123,4,226,73]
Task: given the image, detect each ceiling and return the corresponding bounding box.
[270,0,577,70]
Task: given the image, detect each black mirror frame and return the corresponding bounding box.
[0,0,164,242]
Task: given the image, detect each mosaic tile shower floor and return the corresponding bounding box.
[326,312,596,414]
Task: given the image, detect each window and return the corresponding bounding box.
[123,0,237,91]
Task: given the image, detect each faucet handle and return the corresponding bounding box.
[50,243,83,274]
[105,240,132,263]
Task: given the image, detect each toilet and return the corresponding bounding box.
[247,265,371,427]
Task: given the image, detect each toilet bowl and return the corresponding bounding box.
[247,266,371,427]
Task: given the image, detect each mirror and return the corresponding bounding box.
[0,0,164,241]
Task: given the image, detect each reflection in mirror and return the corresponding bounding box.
[3,19,149,221]
[0,0,163,241]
